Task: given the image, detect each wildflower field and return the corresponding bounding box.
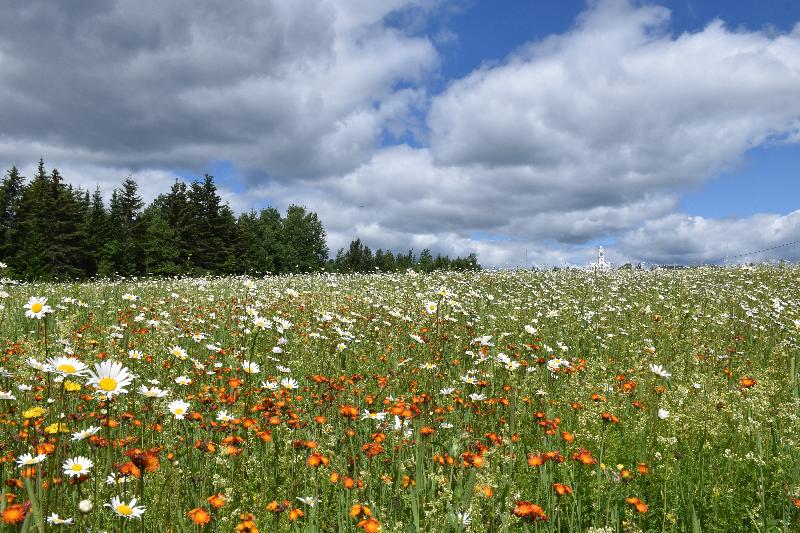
[2,266,800,532]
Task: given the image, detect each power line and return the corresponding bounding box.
[722,239,800,263]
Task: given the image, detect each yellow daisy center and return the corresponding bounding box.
[116,504,133,516]
[31,303,43,313]
[70,464,83,471]
[174,408,184,415]
[98,377,118,391]
[57,364,77,373]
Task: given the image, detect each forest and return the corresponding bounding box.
[0,161,479,280]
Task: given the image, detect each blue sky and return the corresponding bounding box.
[437,1,800,221]
[209,0,800,222]
[1,0,799,266]
[440,1,799,79]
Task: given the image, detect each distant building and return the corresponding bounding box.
[589,246,612,272]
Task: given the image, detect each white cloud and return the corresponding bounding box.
[2,0,800,267]
[0,0,438,178]
[618,211,800,264]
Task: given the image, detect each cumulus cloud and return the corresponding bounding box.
[618,211,800,265]
[315,0,800,263]
[1,0,800,266]
[0,0,437,178]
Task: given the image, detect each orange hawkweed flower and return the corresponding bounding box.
[357,518,381,532]
[543,450,564,463]
[307,452,330,468]
[512,501,547,522]
[553,483,572,496]
[572,449,597,466]
[195,441,217,453]
[36,443,55,456]
[637,463,650,475]
[462,451,485,468]
[288,508,304,521]
[362,442,384,458]
[118,461,142,479]
[478,485,494,498]
[625,497,648,513]
[561,431,575,443]
[1,503,27,524]
[350,504,372,518]
[339,405,359,419]
[266,500,291,513]
[527,453,545,467]
[739,377,757,389]
[207,494,226,509]
[600,412,620,424]
[188,507,211,526]
[125,448,160,473]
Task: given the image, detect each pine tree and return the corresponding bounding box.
[104,177,145,276]
[13,160,51,279]
[157,181,193,272]
[142,204,182,276]
[46,169,86,278]
[0,166,25,264]
[84,187,109,277]
[187,175,227,273]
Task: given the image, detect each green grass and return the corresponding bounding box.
[0,265,799,531]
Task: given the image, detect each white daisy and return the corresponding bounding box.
[167,399,191,420]
[105,496,145,519]
[649,364,671,379]
[47,513,75,525]
[27,357,53,372]
[261,380,279,391]
[48,356,89,377]
[138,385,168,398]
[242,360,260,374]
[16,452,47,467]
[296,496,320,507]
[63,456,93,477]
[24,296,52,319]
[280,377,299,390]
[169,346,188,360]
[71,426,101,441]
[86,361,133,398]
[361,410,386,422]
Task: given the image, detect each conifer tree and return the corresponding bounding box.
[0,166,25,264]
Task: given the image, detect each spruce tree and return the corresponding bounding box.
[105,177,145,276]
[0,166,25,264]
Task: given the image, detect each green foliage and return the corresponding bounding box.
[0,161,478,280]
[332,241,480,273]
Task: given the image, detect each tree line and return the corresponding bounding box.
[331,238,479,273]
[0,161,479,280]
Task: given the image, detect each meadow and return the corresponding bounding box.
[1,265,800,532]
